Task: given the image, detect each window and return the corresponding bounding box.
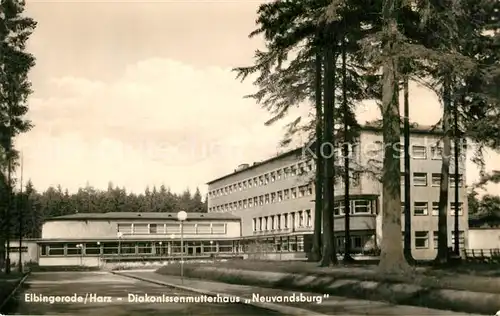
[414,231,429,248]
[277,191,283,202]
[270,172,276,182]
[283,167,290,178]
[291,166,297,176]
[9,246,28,253]
[276,216,281,229]
[119,242,134,254]
[264,174,269,184]
[451,231,465,248]
[47,244,65,256]
[253,178,258,186]
[248,180,252,188]
[238,201,243,209]
[259,176,264,185]
[431,146,443,159]
[243,200,248,208]
[283,214,288,229]
[197,223,211,234]
[211,223,226,234]
[291,188,297,199]
[259,196,264,205]
[306,210,312,227]
[283,189,290,199]
[334,201,344,215]
[298,186,305,197]
[271,193,276,203]
[307,184,313,195]
[412,146,427,159]
[149,224,157,234]
[66,243,82,255]
[297,236,304,252]
[134,224,148,234]
[401,202,405,213]
[298,163,306,175]
[253,197,258,206]
[276,170,282,180]
[353,200,371,214]
[353,236,363,248]
[298,211,304,227]
[450,202,463,216]
[433,231,438,249]
[264,194,270,204]
[414,202,428,215]
[258,217,263,230]
[413,173,428,186]
[449,174,463,187]
[243,181,247,189]
[431,173,441,186]
[248,199,253,208]
[432,202,439,216]
[117,223,132,234]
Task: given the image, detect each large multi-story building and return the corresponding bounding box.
[207,124,469,260]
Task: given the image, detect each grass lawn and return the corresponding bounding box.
[156,259,500,294]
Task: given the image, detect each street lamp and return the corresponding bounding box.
[210,240,215,263]
[76,244,83,266]
[96,241,101,268]
[117,232,123,269]
[177,211,187,284]
[158,241,162,260]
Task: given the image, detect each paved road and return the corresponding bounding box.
[6,272,282,315]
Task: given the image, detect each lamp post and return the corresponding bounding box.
[117,232,123,269]
[177,211,187,284]
[169,234,175,260]
[96,241,101,268]
[76,244,83,266]
[158,241,162,261]
[210,240,215,263]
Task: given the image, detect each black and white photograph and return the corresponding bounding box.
[0,0,500,315]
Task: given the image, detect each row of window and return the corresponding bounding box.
[252,210,312,232]
[116,222,227,235]
[40,240,237,256]
[333,199,377,215]
[401,201,464,216]
[411,230,465,249]
[403,172,464,187]
[243,235,305,252]
[408,145,465,160]
[209,184,314,213]
[209,160,314,198]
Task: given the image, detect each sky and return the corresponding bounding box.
[14,0,500,196]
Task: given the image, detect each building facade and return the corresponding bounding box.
[37,212,242,267]
[207,125,469,260]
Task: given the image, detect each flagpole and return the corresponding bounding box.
[18,152,24,273]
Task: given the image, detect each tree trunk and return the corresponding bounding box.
[453,92,460,256]
[310,45,323,262]
[435,75,452,265]
[5,150,12,274]
[403,76,414,264]
[342,36,354,263]
[319,25,337,267]
[377,2,410,273]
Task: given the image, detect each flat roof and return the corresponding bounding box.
[207,123,441,185]
[46,212,240,221]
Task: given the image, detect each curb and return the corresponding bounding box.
[0,273,30,312]
[112,271,329,316]
[165,267,500,315]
